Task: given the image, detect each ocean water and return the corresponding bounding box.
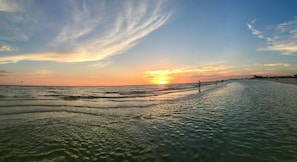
[0,80,297,161]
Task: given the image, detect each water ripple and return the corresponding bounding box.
[0,80,297,161]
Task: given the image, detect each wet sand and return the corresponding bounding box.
[263,78,297,85]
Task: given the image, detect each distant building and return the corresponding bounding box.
[253,75,264,79]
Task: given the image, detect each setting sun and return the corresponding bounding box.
[144,69,175,85]
[144,69,174,85]
[159,80,167,85]
[151,76,170,85]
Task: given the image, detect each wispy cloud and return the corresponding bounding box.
[247,19,264,39]
[88,59,111,68]
[0,0,22,12]
[31,69,52,76]
[0,0,35,42]
[264,63,290,67]
[0,0,172,64]
[0,45,11,51]
[144,65,231,83]
[144,65,230,77]
[0,69,10,76]
[248,18,297,55]
[239,63,295,76]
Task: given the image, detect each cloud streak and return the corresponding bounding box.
[144,65,231,83]
[247,18,297,55]
[144,65,230,76]
[0,45,11,51]
[247,19,264,39]
[0,0,22,12]
[264,63,290,67]
[0,69,10,76]
[31,69,52,76]
[0,0,172,64]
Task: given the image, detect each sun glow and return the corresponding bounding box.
[159,80,167,85]
[151,76,170,85]
[144,70,172,85]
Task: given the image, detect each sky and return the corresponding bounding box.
[0,0,297,86]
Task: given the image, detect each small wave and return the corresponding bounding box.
[0,102,160,117]
[119,90,154,95]
[0,109,66,116]
[0,104,156,117]
[104,91,120,94]
[60,94,161,100]
[0,98,56,101]
[44,94,61,97]
[62,96,97,100]
[159,87,185,91]
[61,95,126,100]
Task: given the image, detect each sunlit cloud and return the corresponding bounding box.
[144,65,230,75]
[264,63,290,67]
[144,65,231,84]
[242,63,291,69]
[88,59,111,68]
[144,66,229,78]
[197,65,231,72]
[0,0,172,64]
[0,45,11,51]
[248,18,297,55]
[144,63,295,84]
[238,63,295,77]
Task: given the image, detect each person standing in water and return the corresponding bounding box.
[198,80,201,92]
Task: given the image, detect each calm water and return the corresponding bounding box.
[0,80,297,161]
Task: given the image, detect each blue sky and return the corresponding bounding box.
[0,0,297,85]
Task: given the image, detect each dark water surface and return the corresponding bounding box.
[0,80,297,161]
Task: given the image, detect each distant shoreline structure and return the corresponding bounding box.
[252,74,297,79]
[251,74,297,85]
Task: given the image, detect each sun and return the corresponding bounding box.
[159,80,167,85]
[151,77,170,85]
[144,70,171,85]
[155,76,169,85]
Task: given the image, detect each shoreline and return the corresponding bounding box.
[259,78,297,85]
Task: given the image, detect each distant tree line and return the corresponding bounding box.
[253,74,297,79]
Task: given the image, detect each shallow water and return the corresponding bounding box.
[0,80,297,161]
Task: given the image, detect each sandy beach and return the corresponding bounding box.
[262,78,297,85]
